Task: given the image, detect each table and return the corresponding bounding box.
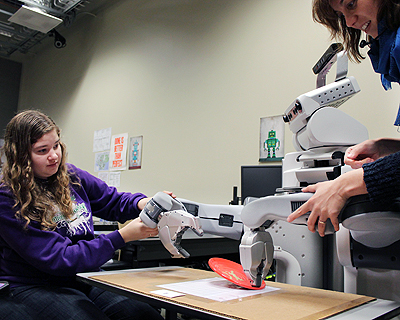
[77,267,400,320]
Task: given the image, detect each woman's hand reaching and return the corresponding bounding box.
[287,169,367,237]
[345,138,400,169]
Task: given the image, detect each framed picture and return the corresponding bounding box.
[259,115,284,162]
[129,136,143,170]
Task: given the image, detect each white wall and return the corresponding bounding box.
[17,0,400,204]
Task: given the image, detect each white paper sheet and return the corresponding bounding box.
[93,127,112,152]
[158,277,280,302]
[150,289,185,298]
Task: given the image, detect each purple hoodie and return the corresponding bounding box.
[0,164,146,288]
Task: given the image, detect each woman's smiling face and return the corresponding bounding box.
[329,0,380,38]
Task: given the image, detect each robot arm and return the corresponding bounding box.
[140,191,333,288]
[139,192,204,258]
[239,192,336,287]
[140,193,244,258]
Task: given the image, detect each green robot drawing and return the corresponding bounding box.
[264,130,280,158]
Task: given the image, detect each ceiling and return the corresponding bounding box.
[0,0,110,58]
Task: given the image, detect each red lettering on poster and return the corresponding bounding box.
[113,160,122,167]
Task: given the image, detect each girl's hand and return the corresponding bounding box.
[118,217,159,242]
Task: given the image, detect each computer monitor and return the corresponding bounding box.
[241,165,282,204]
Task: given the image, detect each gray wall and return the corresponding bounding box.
[0,57,21,138]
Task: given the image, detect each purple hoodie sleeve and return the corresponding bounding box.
[0,191,125,277]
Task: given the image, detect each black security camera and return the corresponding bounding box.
[48,29,66,49]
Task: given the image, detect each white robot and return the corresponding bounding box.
[140,44,397,291]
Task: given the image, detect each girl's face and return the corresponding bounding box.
[329,0,380,38]
[30,129,62,179]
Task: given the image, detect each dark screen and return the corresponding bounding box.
[241,165,282,204]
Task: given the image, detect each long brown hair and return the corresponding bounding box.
[1,110,75,230]
[312,0,400,62]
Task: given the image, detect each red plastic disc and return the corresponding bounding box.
[208,257,266,290]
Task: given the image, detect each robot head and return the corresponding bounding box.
[268,130,276,138]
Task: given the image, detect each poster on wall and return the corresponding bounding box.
[129,136,143,170]
[93,127,112,152]
[259,115,284,162]
[110,133,128,171]
[94,151,109,172]
[109,172,121,187]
